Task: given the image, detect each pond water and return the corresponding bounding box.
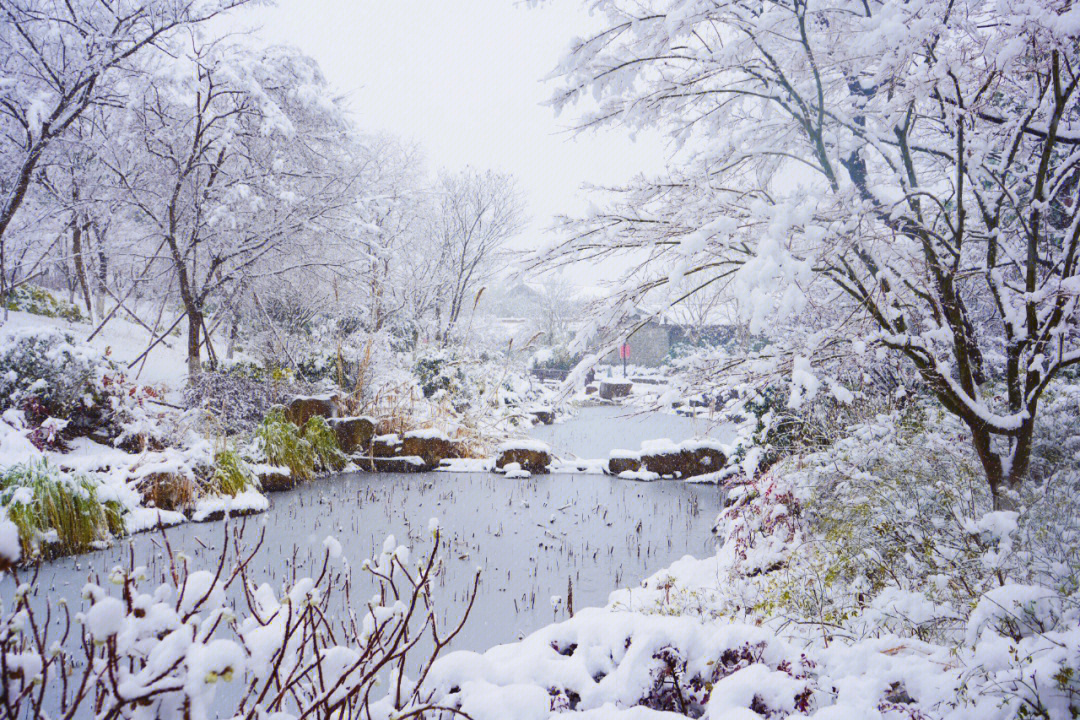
[7,408,726,669]
[531,404,736,459]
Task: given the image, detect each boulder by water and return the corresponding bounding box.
[607,449,642,475]
[329,416,375,454]
[401,429,458,469]
[529,408,555,425]
[285,394,340,426]
[495,439,552,474]
[256,467,295,492]
[608,439,726,479]
[599,381,632,400]
[370,456,429,473]
[371,434,402,457]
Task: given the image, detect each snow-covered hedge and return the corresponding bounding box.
[4,284,85,322]
[184,365,305,434]
[0,460,125,559]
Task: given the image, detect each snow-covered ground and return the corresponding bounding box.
[2,308,190,392]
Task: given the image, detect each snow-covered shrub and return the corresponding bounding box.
[959,596,1080,719]
[735,403,1080,651]
[742,410,992,642]
[415,349,470,403]
[531,346,581,374]
[102,371,167,451]
[0,460,124,560]
[211,447,257,496]
[252,407,316,482]
[0,327,102,419]
[302,415,347,471]
[1027,382,1080,484]
[0,327,165,450]
[185,365,301,435]
[430,607,819,719]
[0,522,478,719]
[135,470,195,512]
[730,379,873,474]
[4,284,84,322]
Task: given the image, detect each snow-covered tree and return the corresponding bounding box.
[104,41,359,375]
[352,136,434,338]
[0,0,248,312]
[428,168,525,344]
[541,0,1080,506]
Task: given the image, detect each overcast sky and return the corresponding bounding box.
[227,0,667,286]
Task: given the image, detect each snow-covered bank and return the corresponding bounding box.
[424,406,1080,719]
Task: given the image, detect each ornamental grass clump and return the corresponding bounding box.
[0,461,124,560]
[211,447,257,496]
[301,416,347,471]
[254,407,316,483]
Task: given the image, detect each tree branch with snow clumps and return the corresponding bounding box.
[536,0,1080,506]
[0,517,479,719]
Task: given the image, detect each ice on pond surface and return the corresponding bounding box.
[529,404,736,459]
[4,404,729,706]
[9,469,722,655]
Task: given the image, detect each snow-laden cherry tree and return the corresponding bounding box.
[540,0,1080,506]
[103,40,361,375]
[0,0,250,313]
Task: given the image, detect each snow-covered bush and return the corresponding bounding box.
[210,447,257,496]
[429,607,820,719]
[415,349,470,404]
[252,407,316,482]
[677,399,1080,718]
[248,408,344,481]
[0,327,102,419]
[302,415,347,471]
[757,406,1080,647]
[0,521,479,719]
[0,326,165,450]
[725,377,878,476]
[530,346,581,374]
[4,284,85,322]
[185,365,302,435]
[1026,382,1080,485]
[103,371,168,451]
[0,460,124,560]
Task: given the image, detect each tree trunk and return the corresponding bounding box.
[226,314,239,360]
[187,310,203,376]
[71,218,94,321]
[95,234,108,320]
[970,418,1035,511]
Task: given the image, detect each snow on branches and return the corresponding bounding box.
[0,520,478,720]
[539,0,1080,504]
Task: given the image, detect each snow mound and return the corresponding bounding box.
[404,428,450,441]
[498,438,551,453]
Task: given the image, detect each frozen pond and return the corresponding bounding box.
[6,405,729,702]
[9,470,722,658]
[531,404,736,459]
